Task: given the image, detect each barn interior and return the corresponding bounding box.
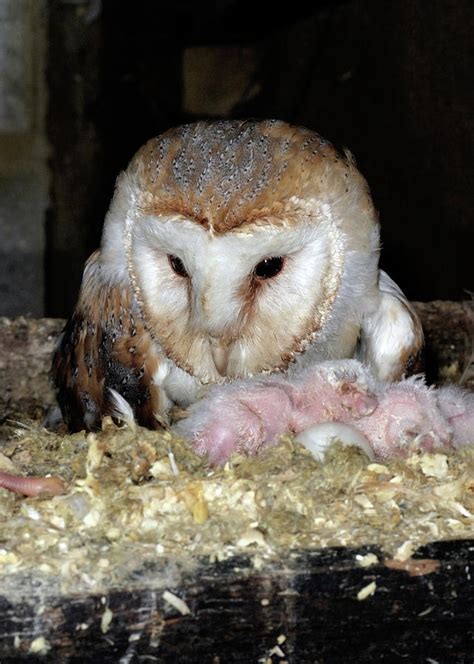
[0,1,473,661]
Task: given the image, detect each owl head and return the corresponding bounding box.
[99,120,380,384]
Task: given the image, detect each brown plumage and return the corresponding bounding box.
[133,120,368,234]
[53,252,162,431]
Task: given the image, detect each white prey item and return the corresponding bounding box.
[296,421,375,461]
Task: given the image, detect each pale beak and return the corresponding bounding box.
[209,336,230,376]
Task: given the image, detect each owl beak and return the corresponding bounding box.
[209,336,230,376]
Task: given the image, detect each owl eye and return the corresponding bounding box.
[168,254,189,278]
[254,256,285,279]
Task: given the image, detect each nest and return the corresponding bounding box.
[1,416,473,596]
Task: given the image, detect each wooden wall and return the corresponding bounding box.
[45,0,473,316]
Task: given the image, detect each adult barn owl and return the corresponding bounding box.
[53,120,423,432]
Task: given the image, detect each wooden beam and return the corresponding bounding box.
[0,542,473,661]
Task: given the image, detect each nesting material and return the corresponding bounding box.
[0,416,473,597]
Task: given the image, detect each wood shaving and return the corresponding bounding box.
[162,590,191,615]
[0,417,473,596]
[268,645,286,658]
[357,581,376,600]
[394,540,415,562]
[355,552,379,567]
[384,558,440,577]
[28,637,51,655]
[100,607,113,634]
[419,453,449,478]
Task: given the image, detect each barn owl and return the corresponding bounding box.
[53,119,424,433]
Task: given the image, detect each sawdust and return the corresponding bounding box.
[1,416,473,596]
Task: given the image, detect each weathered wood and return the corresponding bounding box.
[47,1,105,317]
[0,317,64,421]
[0,542,473,662]
[413,300,473,388]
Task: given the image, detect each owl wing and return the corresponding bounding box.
[358,269,424,381]
[52,251,165,431]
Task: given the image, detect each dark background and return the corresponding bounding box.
[46,0,473,316]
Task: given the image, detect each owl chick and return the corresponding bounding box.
[53,119,423,432]
[175,359,474,464]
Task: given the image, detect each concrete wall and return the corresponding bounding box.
[0,0,48,316]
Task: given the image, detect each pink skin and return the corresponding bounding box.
[175,360,379,462]
[175,359,474,464]
[184,380,296,464]
[436,384,474,445]
[0,471,66,496]
[356,380,455,458]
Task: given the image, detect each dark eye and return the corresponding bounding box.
[168,254,188,278]
[254,256,285,279]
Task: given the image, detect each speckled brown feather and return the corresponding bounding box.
[130,119,372,236]
[52,252,163,431]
